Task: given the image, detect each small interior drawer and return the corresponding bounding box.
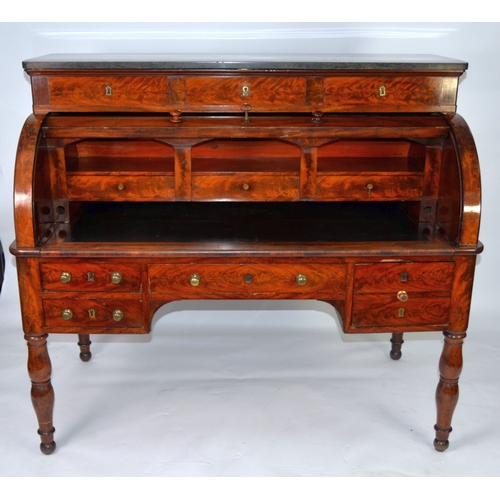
[66,175,175,201]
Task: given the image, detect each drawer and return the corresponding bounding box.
[46,75,168,109]
[43,298,144,328]
[172,76,310,109]
[40,262,142,292]
[323,75,457,112]
[66,175,175,201]
[316,174,423,201]
[351,293,451,328]
[353,262,454,293]
[192,174,299,201]
[149,263,347,294]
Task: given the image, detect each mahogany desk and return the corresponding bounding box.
[11,54,482,454]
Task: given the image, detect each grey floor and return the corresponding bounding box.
[1,264,499,477]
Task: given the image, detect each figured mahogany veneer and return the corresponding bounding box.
[11,54,482,455]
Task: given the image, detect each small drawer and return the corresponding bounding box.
[47,75,168,109]
[43,298,144,328]
[192,174,299,201]
[323,76,457,112]
[40,262,142,292]
[149,263,347,294]
[351,292,451,328]
[316,174,423,201]
[66,175,175,201]
[353,262,454,293]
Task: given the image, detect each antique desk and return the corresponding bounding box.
[11,54,482,454]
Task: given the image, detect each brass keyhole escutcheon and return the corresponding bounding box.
[296,274,307,286]
[60,271,72,284]
[87,271,95,282]
[398,307,405,318]
[110,272,122,284]
[88,309,96,319]
[379,85,386,97]
[190,274,201,287]
[61,308,73,321]
[400,271,408,283]
[112,309,124,322]
[105,85,113,96]
[245,273,252,284]
[242,85,250,97]
[242,183,250,191]
[397,290,409,302]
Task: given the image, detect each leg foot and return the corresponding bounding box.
[78,334,92,362]
[26,334,56,455]
[434,331,465,451]
[390,332,404,360]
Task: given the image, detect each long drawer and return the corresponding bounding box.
[149,263,347,294]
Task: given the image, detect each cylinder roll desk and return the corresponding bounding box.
[10,54,482,454]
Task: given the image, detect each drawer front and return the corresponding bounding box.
[43,299,144,328]
[47,76,168,109]
[192,174,299,201]
[149,263,347,294]
[173,76,310,109]
[66,175,175,201]
[354,262,454,293]
[351,293,451,327]
[323,76,457,112]
[316,175,423,201]
[40,262,142,292]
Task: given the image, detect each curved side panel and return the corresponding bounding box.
[446,114,482,247]
[14,114,44,248]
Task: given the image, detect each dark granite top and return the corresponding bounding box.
[23,53,468,72]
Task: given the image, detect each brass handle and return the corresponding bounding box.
[60,271,72,284]
[296,274,307,286]
[242,183,250,191]
[118,184,125,191]
[112,309,124,322]
[397,290,409,302]
[110,272,123,284]
[61,308,73,321]
[190,274,201,287]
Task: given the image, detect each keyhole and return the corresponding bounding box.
[105,86,112,96]
[242,85,250,97]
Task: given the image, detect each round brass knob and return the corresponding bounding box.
[242,183,250,191]
[61,308,73,321]
[190,274,201,287]
[366,183,374,191]
[112,309,124,322]
[60,271,72,284]
[110,272,123,284]
[296,274,307,286]
[397,290,409,302]
[118,184,125,191]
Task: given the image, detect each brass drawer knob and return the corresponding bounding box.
[110,272,122,284]
[296,274,307,286]
[242,183,250,191]
[397,290,409,302]
[61,308,73,321]
[190,274,201,287]
[60,271,72,284]
[112,309,124,322]
[118,184,125,191]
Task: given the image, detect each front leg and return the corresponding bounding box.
[434,330,466,451]
[77,334,92,361]
[25,333,56,454]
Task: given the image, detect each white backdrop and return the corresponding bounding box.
[1,21,499,481]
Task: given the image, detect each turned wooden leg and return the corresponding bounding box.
[390,332,404,360]
[77,334,92,362]
[25,333,56,455]
[434,330,466,451]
